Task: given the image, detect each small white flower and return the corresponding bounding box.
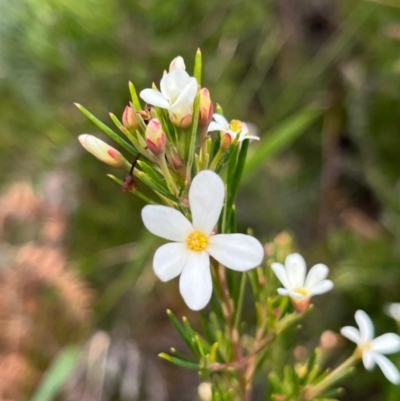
[385,303,400,322]
[207,114,259,142]
[341,310,400,384]
[271,253,334,312]
[141,170,264,311]
[140,57,197,128]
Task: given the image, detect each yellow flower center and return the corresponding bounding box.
[294,287,309,297]
[186,231,208,252]
[229,119,243,133]
[359,342,372,352]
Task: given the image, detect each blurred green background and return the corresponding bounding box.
[1,0,400,399]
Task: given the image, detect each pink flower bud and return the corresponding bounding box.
[168,147,183,170]
[199,88,213,127]
[220,132,232,151]
[145,119,166,155]
[122,105,139,130]
[169,56,186,71]
[78,134,130,169]
[170,113,192,129]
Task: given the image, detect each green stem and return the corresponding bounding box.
[157,154,179,196]
[209,148,224,171]
[199,125,209,169]
[305,353,359,399]
[233,273,247,329]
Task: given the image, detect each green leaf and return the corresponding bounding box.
[194,48,202,86]
[166,310,198,354]
[29,346,79,401]
[75,103,138,156]
[230,138,249,202]
[214,137,239,174]
[129,81,142,111]
[243,107,321,180]
[158,352,200,370]
[186,93,200,177]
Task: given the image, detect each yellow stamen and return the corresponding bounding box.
[294,287,309,297]
[359,342,373,352]
[229,119,243,132]
[186,231,208,252]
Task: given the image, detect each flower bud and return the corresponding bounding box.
[220,132,232,151]
[145,119,166,155]
[168,147,183,170]
[78,134,130,169]
[122,105,139,130]
[169,56,186,71]
[199,88,213,127]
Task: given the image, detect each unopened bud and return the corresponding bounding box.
[168,147,183,170]
[145,119,166,155]
[169,56,186,71]
[78,134,130,169]
[122,105,139,130]
[199,88,213,127]
[171,113,192,129]
[220,132,232,151]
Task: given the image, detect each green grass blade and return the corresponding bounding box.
[75,103,138,156]
[30,346,79,401]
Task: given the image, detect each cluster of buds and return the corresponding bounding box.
[75,50,400,399]
[76,51,259,201]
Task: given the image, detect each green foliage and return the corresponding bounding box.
[2,0,400,399]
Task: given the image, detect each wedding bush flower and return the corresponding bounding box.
[77,51,400,400]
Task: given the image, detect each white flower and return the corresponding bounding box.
[271,253,334,312]
[385,303,400,322]
[140,57,197,128]
[141,170,264,311]
[207,114,259,142]
[341,310,400,384]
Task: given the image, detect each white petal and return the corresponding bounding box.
[207,234,264,271]
[363,350,375,370]
[372,352,400,384]
[285,253,306,289]
[141,205,193,241]
[207,121,225,132]
[305,263,329,289]
[169,56,186,71]
[212,114,229,129]
[179,251,212,311]
[160,69,192,104]
[169,78,197,119]
[340,326,361,344]
[385,303,400,321]
[239,133,259,142]
[140,89,170,109]
[189,170,224,235]
[308,280,334,296]
[355,310,374,342]
[153,243,189,282]
[277,288,291,296]
[372,333,400,354]
[271,263,291,289]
